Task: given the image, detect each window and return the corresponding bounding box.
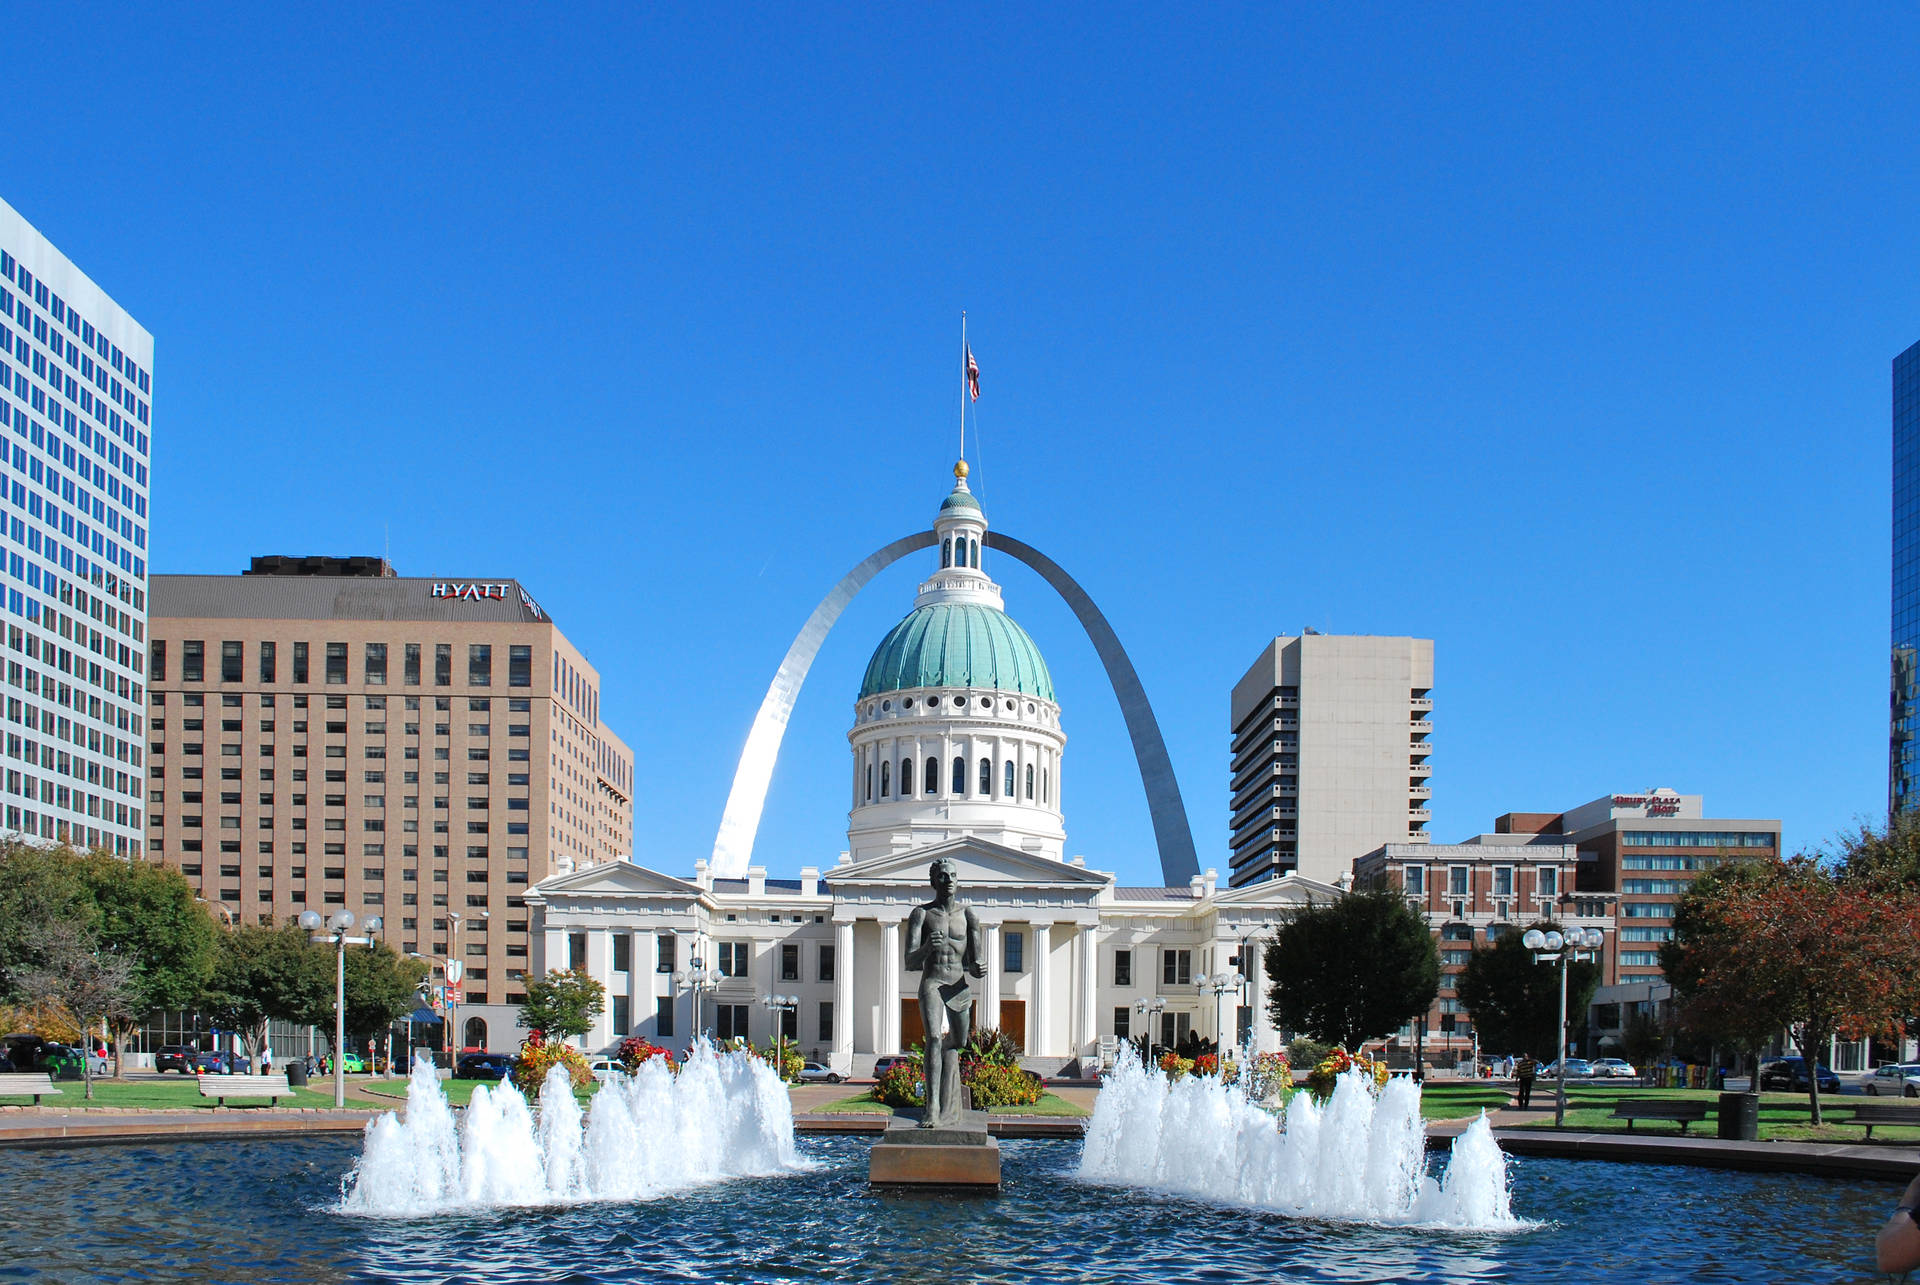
[979,757,991,795]
[220,641,242,683]
[434,644,452,686]
[1493,867,1514,898]
[781,943,800,981]
[293,642,309,684]
[900,758,913,795]
[1003,930,1024,974]
[865,764,873,802]
[1538,867,1559,898]
[1448,866,1469,897]
[658,933,676,973]
[655,996,674,1038]
[716,1004,749,1041]
[719,940,750,977]
[468,645,491,687]
[1114,949,1132,987]
[509,645,531,688]
[925,756,937,794]
[1403,865,1425,896]
[1162,948,1192,986]
[404,643,421,686]
[818,942,835,982]
[1114,1007,1131,1040]
[880,761,890,798]
[182,640,203,682]
[611,995,631,1037]
[568,932,587,970]
[259,641,276,684]
[149,640,166,681]
[1159,1011,1191,1049]
[1004,761,1015,797]
[325,643,347,685]
[612,933,631,973]
[365,644,387,685]
[1026,763,1034,800]
[952,756,965,794]
[818,1000,833,1043]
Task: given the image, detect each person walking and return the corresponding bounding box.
[1515,1054,1538,1109]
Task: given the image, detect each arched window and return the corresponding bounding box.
[901,758,914,795]
[463,1016,488,1051]
[979,757,992,795]
[881,761,891,798]
[1043,767,1050,804]
[1026,763,1035,799]
[866,763,873,802]
[952,756,966,794]
[970,538,980,569]
[941,537,952,568]
[1004,760,1015,797]
[925,756,938,794]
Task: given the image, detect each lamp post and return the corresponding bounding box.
[675,959,721,1042]
[761,993,799,1078]
[1196,973,1245,1062]
[1522,925,1605,1127]
[299,909,382,1109]
[1133,995,1167,1063]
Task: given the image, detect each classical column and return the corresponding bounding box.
[833,917,855,1072]
[630,930,651,1041]
[586,928,613,1050]
[1077,923,1098,1062]
[1242,934,1265,1052]
[981,921,1002,1033]
[881,919,902,1054]
[1030,920,1054,1057]
[542,927,567,978]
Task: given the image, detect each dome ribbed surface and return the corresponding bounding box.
[939,487,981,513]
[860,603,1054,701]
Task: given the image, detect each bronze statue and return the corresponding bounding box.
[904,856,985,1128]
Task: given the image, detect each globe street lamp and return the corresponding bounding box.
[1196,973,1245,1062]
[675,959,722,1041]
[1134,995,1167,1063]
[1522,925,1606,1127]
[300,909,382,1109]
[761,992,799,1077]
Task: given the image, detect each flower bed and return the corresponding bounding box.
[510,1030,592,1095]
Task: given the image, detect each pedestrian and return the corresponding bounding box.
[1515,1054,1538,1109]
[261,1051,271,1075]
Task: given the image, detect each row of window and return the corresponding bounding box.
[1618,831,1775,848]
[155,641,533,688]
[866,755,1051,804]
[1401,864,1560,898]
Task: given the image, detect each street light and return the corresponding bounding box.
[1195,973,1245,1061]
[300,908,382,1109]
[761,993,799,1077]
[1133,995,1167,1063]
[675,959,722,1041]
[1522,924,1605,1127]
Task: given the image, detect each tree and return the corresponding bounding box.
[518,967,605,1041]
[342,941,430,1045]
[1264,888,1440,1051]
[76,854,217,1077]
[199,923,333,1062]
[1456,921,1600,1060]
[18,919,137,1100]
[0,841,94,1001]
[1660,861,1785,1081]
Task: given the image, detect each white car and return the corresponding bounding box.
[588,1058,623,1084]
[1589,1058,1637,1079]
[1862,1063,1920,1096]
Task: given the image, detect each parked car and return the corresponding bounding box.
[799,1061,844,1084]
[155,1044,196,1074]
[870,1055,916,1079]
[2,1035,90,1077]
[1860,1063,1920,1096]
[1758,1058,1842,1094]
[338,1052,367,1074]
[1542,1059,1595,1079]
[453,1053,515,1081]
[1589,1058,1637,1079]
[193,1050,251,1075]
[589,1058,623,1084]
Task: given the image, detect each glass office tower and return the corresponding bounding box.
[1894,339,1920,815]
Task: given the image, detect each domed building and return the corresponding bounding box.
[527,464,1335,1074]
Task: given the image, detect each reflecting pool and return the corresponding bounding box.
[0,1133,1894,1283]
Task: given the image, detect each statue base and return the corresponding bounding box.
[868,1109,1001,1189]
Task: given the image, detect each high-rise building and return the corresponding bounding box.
[0,196,155,855]
[1228,634,1433,887]
[145,558,634,1052]
[1894,338,1920,815]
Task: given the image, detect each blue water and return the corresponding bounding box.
[0,1134,1896,1283]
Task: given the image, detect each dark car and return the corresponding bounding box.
[155,1045,196,1074]
[1758,1058,1841,1094]
[454,1053,514,1081]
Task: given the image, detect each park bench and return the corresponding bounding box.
[0,1072,63,1105]
[1848,1102,1920,1140]
[196,1073,293,1107]
[1609,1098,1712,1134]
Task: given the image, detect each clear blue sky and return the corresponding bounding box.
[4,7,1911,883]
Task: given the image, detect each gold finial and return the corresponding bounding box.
[954,459,970,480]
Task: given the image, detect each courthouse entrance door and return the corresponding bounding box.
[997,999,1028,1053]
[901,998,1003,1052]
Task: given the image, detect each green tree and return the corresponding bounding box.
[19,919,137,1100]
[518,967,605,1041]
[1264,888,1440,1050]
[76,853,217,1077]
[1660,860,1784,1082]
[0,841,94,1000]
[200,922,333,1062]
[1456,921,1599,1060]
[342,941,430,1045]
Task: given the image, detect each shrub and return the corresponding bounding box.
[510,1029,592,1096]
[964,1025,1023,1064]
[1303,1046,1388,1099]
[1245,1051,1293,1101]
[1159,1051,1196,1080]
[872,1057,926,1107]
[1193,1053,1221,1077]
[1287,1037,1332,1068]
[757,1041,803,1083]
[616,1036,675,1074]
[964,1059,1042,1108]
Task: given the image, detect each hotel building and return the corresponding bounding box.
[145,558,633,1051]
[1229,634,1433,887]
[0,197,154,855]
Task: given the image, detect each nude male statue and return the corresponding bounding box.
[903,856,985,1128]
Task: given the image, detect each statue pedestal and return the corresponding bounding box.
[868,1109,1001,1188]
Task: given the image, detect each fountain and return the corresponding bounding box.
[340,1042,809,1215]
[1079,1051,1526,1229]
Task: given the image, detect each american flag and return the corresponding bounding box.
[965,345,980,401]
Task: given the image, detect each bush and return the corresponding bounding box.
[964,1025,1023,1063]
[616,1036,675,1074]
[872,1057,926,1107]
[1287,1037,1331,1068]
[965,1060,1042,1108]
[510,1030,592,1096]
[1193,1053,1221,1077]
[1159,1051,1196,1080]
[1303,1046,1388,1099]
[757,1041,803,1083]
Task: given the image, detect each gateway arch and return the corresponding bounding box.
[710,531,1202,885]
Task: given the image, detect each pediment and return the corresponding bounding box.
[833,835,1111,890]
[530,859,705,901]
[1208,872,1344,908]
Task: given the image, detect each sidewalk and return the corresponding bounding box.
[0,1108,378,1148]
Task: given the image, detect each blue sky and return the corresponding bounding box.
[4,6,1913,883]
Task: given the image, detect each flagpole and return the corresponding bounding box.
[960,311,967,466]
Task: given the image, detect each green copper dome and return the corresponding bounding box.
[860,602,1054,701]
[939,486,981,514]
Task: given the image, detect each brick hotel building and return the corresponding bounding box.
[147,558,633,1051]
[0,197,155,856]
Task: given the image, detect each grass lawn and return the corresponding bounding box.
[1416,1083,1514,1121]
[809,1089,1088,1118]
[0,1076,394,1111]
[1492,1084,1920,1143]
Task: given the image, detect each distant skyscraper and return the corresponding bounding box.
[1894,339,1920,816]
[1229,634,1433,887]
[0,196,153,855]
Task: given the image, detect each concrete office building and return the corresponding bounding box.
[145,558,634,1052]
[1894,338,1920,814]
[1229,634,1433,887]
[0,198,154,855]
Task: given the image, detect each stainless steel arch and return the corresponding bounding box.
[711,532,1201,885]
